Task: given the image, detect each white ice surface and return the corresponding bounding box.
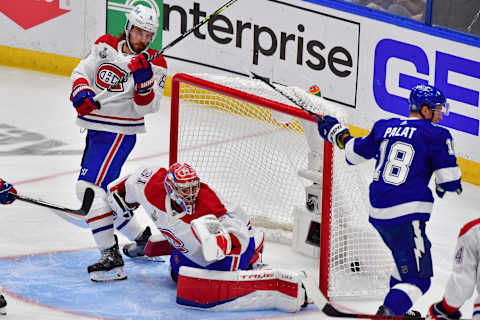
[0,66,478,319]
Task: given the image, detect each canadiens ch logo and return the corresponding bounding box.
[95,63,128,92]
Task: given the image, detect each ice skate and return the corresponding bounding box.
[376,305,421,318]
[88,235,127,282]
[122,226,151,258]
[404,309,421,318]
[0,294,6,315]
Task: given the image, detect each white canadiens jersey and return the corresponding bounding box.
[123,167,253,267]
[444,218,480,317]
[71,34,167,134]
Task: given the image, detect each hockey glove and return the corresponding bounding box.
[128,53,154,95]
[191,214,232,262]
[317,115,351,149]
[427,301,461,320]
[70,82,100,116]
[0,179,16,205]
[435,182,462,198]
[435,185,446,198]
[107,190,139,219]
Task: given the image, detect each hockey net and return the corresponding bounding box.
[169,73,394,298]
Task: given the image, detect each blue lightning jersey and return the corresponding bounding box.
[344,118,461,225]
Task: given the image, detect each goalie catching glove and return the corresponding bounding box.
[317,115,352,149]
[190,214,232,262]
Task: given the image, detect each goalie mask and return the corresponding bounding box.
[164,163,200,216]
[125,4,159,54]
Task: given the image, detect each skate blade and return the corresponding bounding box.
[0,308,6,316]
[133,255,165,263]
[90,267,127,282]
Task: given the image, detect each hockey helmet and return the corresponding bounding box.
[164,163,200,216]
[125,4,159,53]
[409,84,449,116]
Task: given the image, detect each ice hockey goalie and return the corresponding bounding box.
[106,162,309,312]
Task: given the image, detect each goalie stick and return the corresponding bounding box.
[9,188,94,217]
[94,0,240,103]
[250,72,325,123]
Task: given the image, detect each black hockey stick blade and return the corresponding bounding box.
[250,71,325,123]
[322,303,423,320]
[302,278,423,320]
[9,187,94,217]
[323,303,472,320]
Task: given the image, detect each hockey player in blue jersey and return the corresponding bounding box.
[316,84,462,316]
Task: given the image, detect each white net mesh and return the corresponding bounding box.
[328,153,394,297]
[172,73,393,298]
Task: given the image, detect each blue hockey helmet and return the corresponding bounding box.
[409,84,449,115]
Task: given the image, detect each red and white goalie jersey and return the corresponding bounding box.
[121,166,254,268]
[71,34,167,134]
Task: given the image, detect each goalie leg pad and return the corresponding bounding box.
[176,266,306,312]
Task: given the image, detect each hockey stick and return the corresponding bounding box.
[303,278,431,320]
[94,0,239,102]
[250,72,325,123]
[9,188,94,217]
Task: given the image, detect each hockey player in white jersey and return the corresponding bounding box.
[315,84,462,316]
[427,218,480,320]
[68,4,167,281]
[0,178,17,314]
[105,163,309,312]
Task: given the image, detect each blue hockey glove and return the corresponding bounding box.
[317,115,351,149]
[428,301,461,320]
[436,182,462,198]
[0,179,16,205]
[435,185,446,198]
[128,53,154,94]
[70,82,100,116]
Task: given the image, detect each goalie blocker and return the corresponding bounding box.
[177,266,308,312]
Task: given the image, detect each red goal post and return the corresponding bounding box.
[169,73,393,299]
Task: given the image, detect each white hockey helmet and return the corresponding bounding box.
[125,4,159,53]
